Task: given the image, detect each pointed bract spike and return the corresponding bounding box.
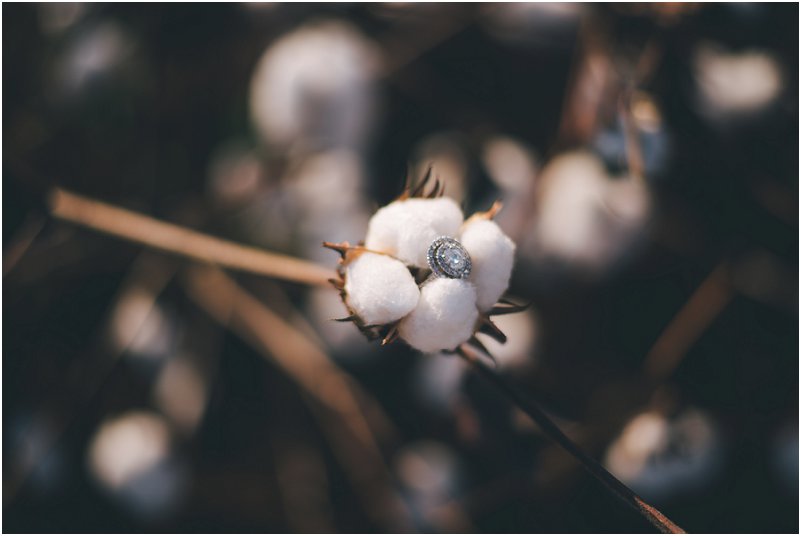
[410,165,434,198]
[462,340,499,368]
[327,278,344,290]
[426,178,441,198]
[488,301,532,316]
[322,241,351,258]
[422,164,433,184]
[333,315,358,323]
[485,200,503,219]
[454,345,471,359]
[381,326,399,346]
[468,335,491,356]
[478,317,507,344]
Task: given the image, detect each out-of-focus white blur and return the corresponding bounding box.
[693,43,783,119]
[249,20,381,154]
[53,21,135,96]
[38,3,87,35]
[154,354,208,435]
[110,286,177,361]
[285,150,370,263]
[88,411,186,518]
[395,440,461,501]
[522,151,650,275]
[605,408,721,500]
[413,354,468,414]
[482,3,582,47]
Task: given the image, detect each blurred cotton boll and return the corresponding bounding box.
[413,353,467,414]
[153,354,209,436]
[52,21,135,97]
[605,409,722,501]
[395,441,461,504]
[693,43,783,119]
[482,136,538,195]
[109,285,179,364]
[249,20,381,154]
[482,3,581,48]
[524,151,650,275]
[207,142,266,209]
[38,3,87,35]
[285,150,370,263]
[480,135,538,241]
[88,411,186,519]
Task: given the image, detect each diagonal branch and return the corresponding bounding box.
[47,188,336,287]
[458,348,685,534]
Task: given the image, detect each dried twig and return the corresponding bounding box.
[644,261,733,381]
[181,265,413,531]
[47,188,336,287]
[3,213,46,277]
[5,252,178,503]
[458,348,685,534]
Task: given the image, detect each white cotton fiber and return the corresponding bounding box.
[344,252,420,325]
[398,278,478,353]
[365,197,463,266]
[460,219,516,312]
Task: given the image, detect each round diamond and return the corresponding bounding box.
[427,237,471,279]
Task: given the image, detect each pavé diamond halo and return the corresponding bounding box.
[427,236,472,279]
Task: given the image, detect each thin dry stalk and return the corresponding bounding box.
[644,261,733,381]
[48,188,336,287]
[459,348,685,534]
[4,252,178,503]
[3,213,46,277]
[181,265,413,531]
[620,90,647,185]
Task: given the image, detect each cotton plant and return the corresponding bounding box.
[324,169,526,359]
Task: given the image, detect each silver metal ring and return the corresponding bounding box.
[427,236,471,279]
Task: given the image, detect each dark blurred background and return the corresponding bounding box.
[3,3,798,533]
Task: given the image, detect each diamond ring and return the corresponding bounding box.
[427,237,472,279]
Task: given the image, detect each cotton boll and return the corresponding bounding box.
[365,197,463,266]
[399,278,478,353]
[460,219,516,312]
[344,252,420,325]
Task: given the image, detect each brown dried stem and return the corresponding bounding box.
[181,265,413,531]
[458,348,685,534]
[47,188,336,287]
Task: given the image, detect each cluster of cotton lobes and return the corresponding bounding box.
[345,197,515,353]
